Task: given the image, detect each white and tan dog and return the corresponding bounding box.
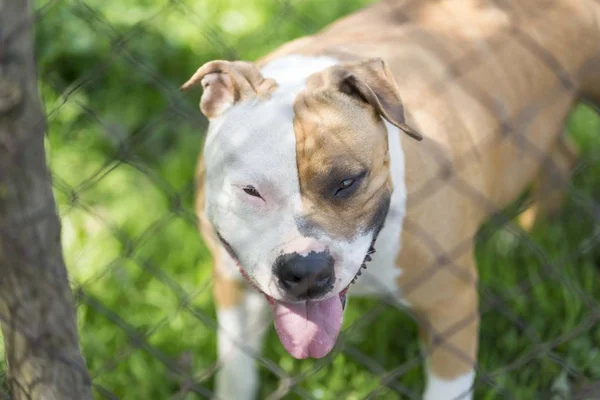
[182,0,600,398]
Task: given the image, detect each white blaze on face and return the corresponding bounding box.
[203,56,340,301]
[204,94,299,299]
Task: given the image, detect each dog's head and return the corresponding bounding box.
[182,57,421,359]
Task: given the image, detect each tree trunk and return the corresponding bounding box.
[0,1,93,399]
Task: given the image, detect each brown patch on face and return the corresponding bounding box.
[292,66,393,240]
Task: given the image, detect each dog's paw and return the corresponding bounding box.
[423,371,474,400]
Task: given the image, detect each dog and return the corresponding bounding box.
[181,0,600,398]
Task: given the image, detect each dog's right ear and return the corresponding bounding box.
[181,60,278,119]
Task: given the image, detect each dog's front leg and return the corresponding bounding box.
[213,273,270,400]
[418,283,479,400]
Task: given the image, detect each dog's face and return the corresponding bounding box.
[183,58,421,359]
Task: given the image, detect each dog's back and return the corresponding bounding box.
[262,0,600,113]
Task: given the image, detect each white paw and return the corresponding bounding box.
[214,358,258,400]
[423,371,475,400]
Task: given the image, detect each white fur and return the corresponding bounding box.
[424,370,475,400]
[215,306,256,400]
[349,121,408,305]
[203,54,377,302]
[214,290,270,400]
[260,55,339,90]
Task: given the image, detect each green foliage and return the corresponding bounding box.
[31,0,600,398]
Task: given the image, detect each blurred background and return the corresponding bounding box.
[25,0,600,398]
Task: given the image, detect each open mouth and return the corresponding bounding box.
[216,232,376,359]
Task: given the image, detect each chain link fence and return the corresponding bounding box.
[0,0,599,398]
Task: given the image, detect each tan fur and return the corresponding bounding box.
[190,0,600,384]
[213,273,246,309]
[416,265,479,379]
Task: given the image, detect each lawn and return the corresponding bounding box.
[32,0,600,398]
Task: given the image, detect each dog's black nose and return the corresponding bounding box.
[274,251,335,299]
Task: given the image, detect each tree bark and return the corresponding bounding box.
[0,1,93,399]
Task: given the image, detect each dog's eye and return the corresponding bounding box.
[335,179,355,196]
[243,185,263,199]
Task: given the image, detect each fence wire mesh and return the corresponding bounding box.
[0,0,599,399]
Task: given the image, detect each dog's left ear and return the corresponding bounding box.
[323,58,423,141]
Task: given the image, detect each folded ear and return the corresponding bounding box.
[319,58,423,141]
[181,60,278,119]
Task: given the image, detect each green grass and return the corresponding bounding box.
[33,0,600,398]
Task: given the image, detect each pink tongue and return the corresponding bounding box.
[271,296,343,359]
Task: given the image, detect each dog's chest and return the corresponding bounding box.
[348,121,407,302]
